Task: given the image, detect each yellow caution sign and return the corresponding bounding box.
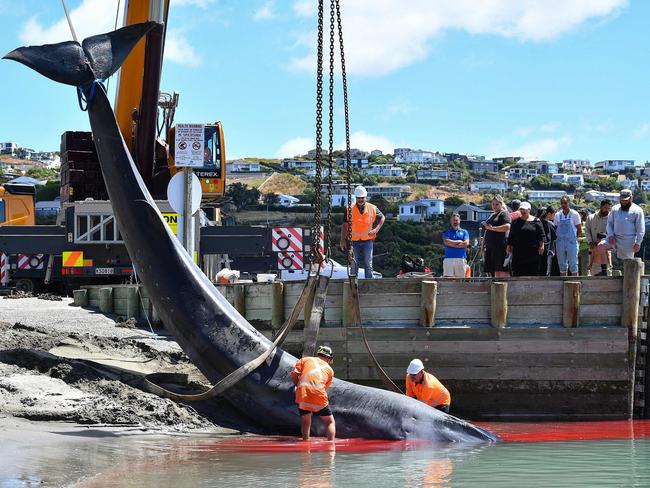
[162,213,179,235]
[62,251,84,267]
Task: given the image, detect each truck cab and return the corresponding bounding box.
[0,183,36,226]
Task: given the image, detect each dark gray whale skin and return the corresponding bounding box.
[4,23,498,442]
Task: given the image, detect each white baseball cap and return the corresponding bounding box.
[407,358,424,375]
[519,201,531,210]
[354,186,367,198]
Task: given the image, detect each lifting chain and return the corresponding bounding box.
[310,0,325,266]
[324,0,336,262]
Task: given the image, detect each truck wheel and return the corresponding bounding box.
[15,279,36,294]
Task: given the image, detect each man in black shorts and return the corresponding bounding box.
[291,346,336,441]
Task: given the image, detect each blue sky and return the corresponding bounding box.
[0,0,649,163]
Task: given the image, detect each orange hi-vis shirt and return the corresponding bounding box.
[291,356,334,412]
[351,203,378,241]
[405,371,451,408]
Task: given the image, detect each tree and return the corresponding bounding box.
[35,180,61,202]
[369,194,397,215]
[226,182,261,210]
[262,192,279,205]
[27,167,59,181]
[444,195,464,207]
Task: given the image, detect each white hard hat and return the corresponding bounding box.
[354,186,367,198]
[407,358,424,375]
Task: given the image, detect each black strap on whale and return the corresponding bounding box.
[143,271,319,402]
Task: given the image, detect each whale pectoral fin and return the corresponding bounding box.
[3,41,91,86]
[4,21,160,87]
[82,21,160,81]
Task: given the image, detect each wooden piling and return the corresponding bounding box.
[271,281,284,330]
[99,287,113,314]
[622,258,643,334]
[490,282,508,328]
[342,281,356,327]
[234,284,247,316]
[562,281,581,328]
[125,286,139,319]
[419,280,438,327]
[73,289,88,307]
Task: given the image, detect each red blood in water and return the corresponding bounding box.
[202,436,428,453]
[478,420,650,443]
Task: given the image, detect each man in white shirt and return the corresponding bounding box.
[599,189,645,260]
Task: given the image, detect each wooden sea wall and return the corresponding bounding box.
[217,275,636,420]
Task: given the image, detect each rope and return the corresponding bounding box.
[143,273,319,401]
[77,80,105,112]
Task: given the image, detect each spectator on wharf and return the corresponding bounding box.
[538,206,557,277]
[586,199,612,276]
[442,213,470,277]
[506,202,545,276]
[554,196,582,276]
[510,200,521,221]
[600,189,645,260]
[482,195,512,278]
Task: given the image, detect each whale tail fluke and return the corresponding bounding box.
[3,21,159,86]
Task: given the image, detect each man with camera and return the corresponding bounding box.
[585,199,612,276]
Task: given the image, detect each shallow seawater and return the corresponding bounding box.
[2,421,650,487]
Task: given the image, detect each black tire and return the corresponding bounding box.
[15,278,37,294]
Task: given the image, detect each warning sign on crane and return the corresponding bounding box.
[175,123,204,167]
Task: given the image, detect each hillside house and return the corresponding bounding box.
[399,199,445,222]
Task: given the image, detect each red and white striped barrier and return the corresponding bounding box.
[0,253,8,286]
[17,254,45,270]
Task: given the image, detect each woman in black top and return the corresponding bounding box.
[506,202,545,276]
[538,205,558,276]
[482,195,512,277]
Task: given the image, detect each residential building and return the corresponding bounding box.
[526,190,571,201]
[416,168,448,180]
[320,180,362,194]
[398,199,445,222]
[562,159,591,173]
[365,185,411,200]
[444,153,469,163]
[640,180,650,192]
[306,167,338,178]
[566,175,585,186]
[394,148,446,164]
[276,194,300,207]
[335,158,369,169]
[469,181,507,193]
[364,164,405,177]
[584,190,620,202]
[620,178,639,190]
[331,193,353,207]
[551,173,568,182]
[0,142,17,155]
[636,162,650,177]
[507,167,539,180]
[370,149,383,157]
[594,160,635,172]
[228,160,261,172]
[281,159,316,170]
[454,204,492,223]
[470,160,499,173]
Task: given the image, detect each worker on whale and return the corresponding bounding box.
[405,359,451,414]
[291,345,336,441]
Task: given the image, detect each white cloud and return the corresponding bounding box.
[254,1,275,20]
[634,123,650,139]
[165,29,201,67]
[19,0,201,67]
[276,131,394,157]
[345,131,395,154]
[506,136,572,160]
[290,0,627,76]
[276,137,313,158]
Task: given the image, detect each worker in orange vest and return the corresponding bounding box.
[291,345,336,441]
[405,358,451,413]
[339,185,385,279]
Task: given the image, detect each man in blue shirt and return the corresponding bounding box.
[442,213,470,277]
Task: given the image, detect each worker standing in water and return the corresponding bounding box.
[340,185,385,279]
[291,346,336,441]
[405,359,451,413]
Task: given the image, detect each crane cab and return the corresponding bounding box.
[168,122,226,201]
